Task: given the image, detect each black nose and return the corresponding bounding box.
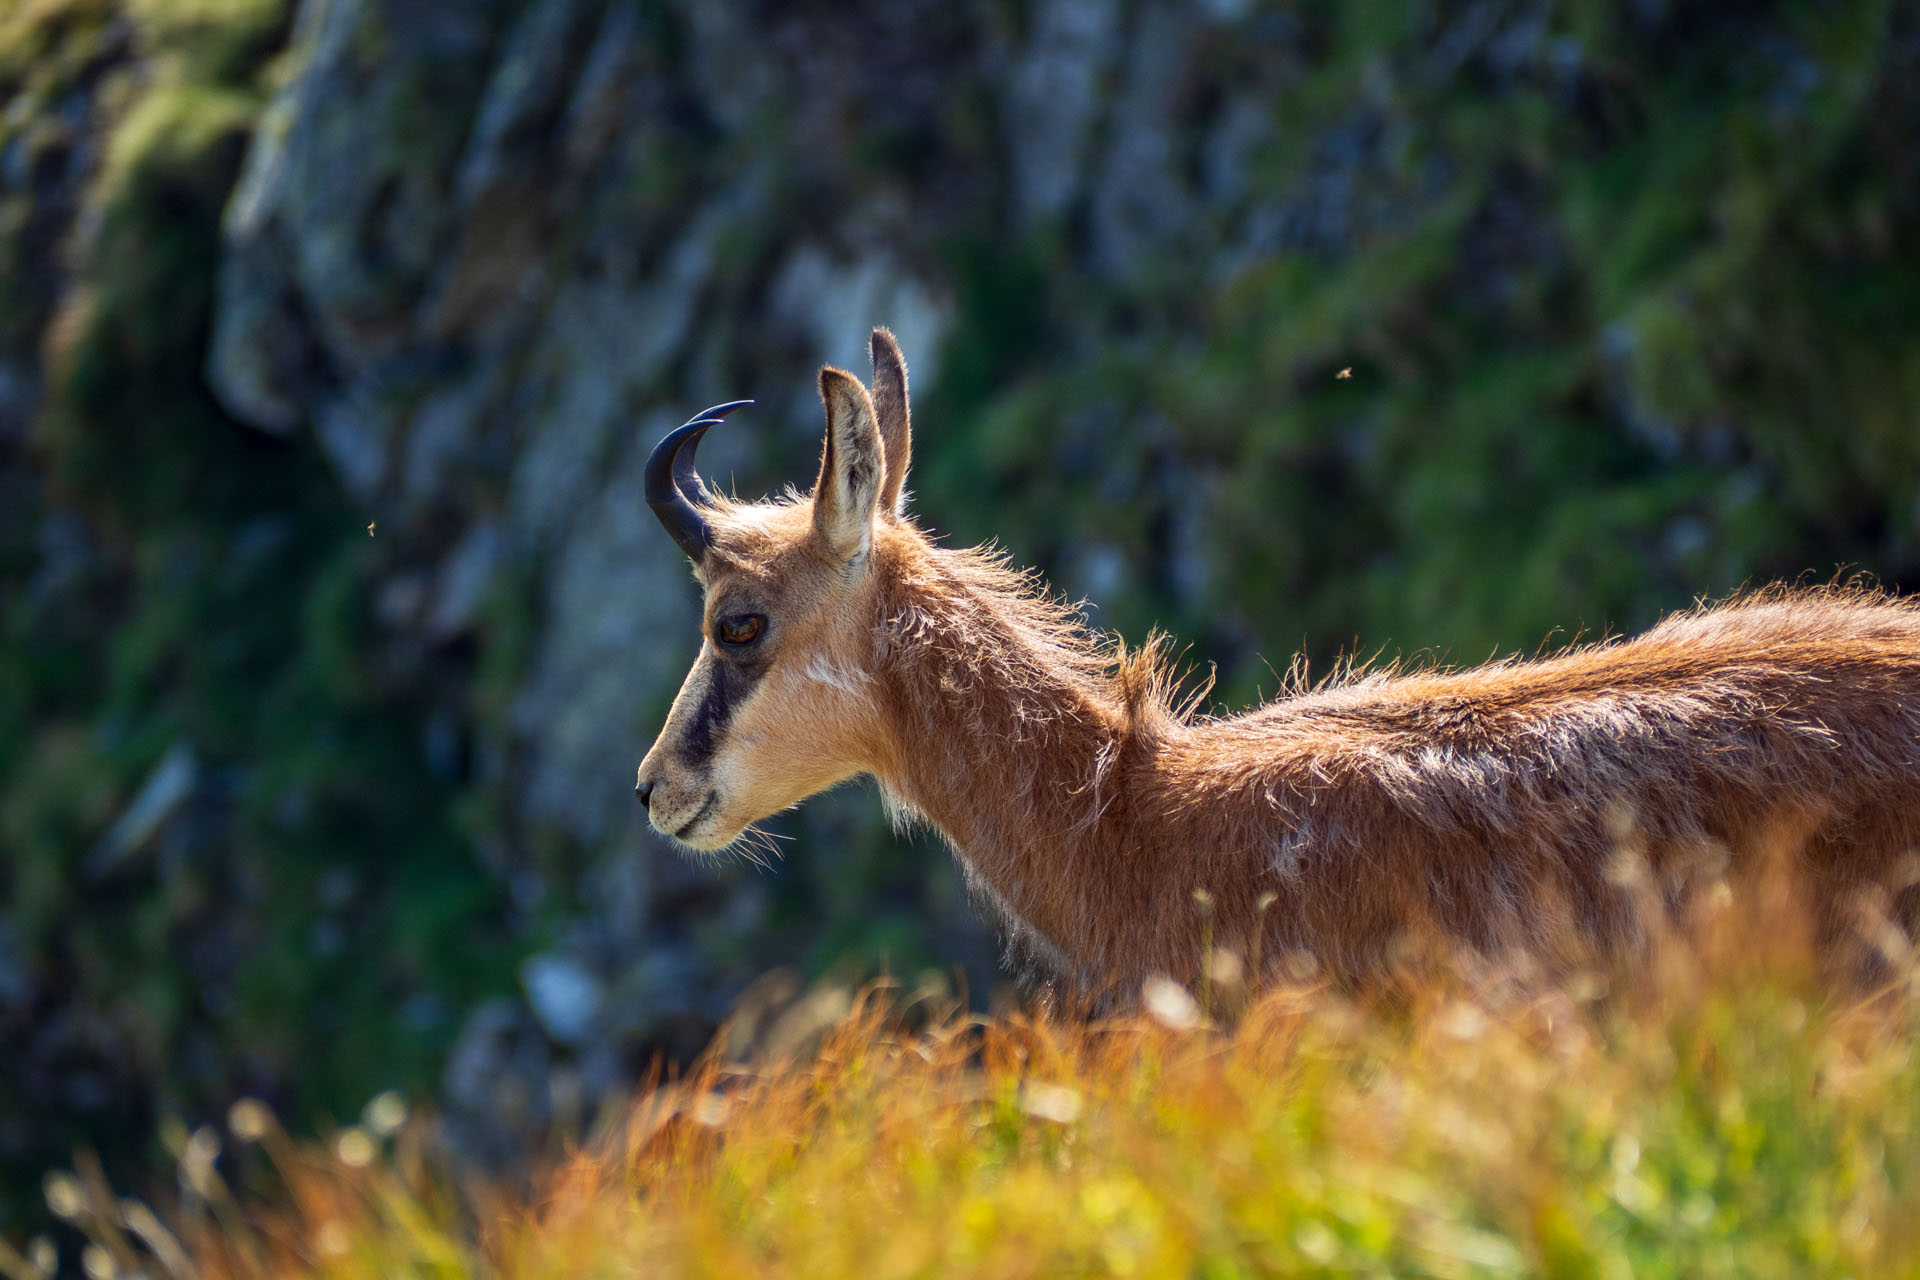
[635,779,654,810]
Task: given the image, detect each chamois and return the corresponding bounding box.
[636,329,1920,990]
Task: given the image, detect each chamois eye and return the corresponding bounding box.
[717,614,764,646]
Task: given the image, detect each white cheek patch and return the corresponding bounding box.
[799,655,875,699]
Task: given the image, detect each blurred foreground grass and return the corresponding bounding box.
[21,896,1920,1280]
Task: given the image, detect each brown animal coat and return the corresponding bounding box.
[638,332,1920,990]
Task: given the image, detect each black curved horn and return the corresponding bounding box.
[674,400,753,505]
[644,400,754,561]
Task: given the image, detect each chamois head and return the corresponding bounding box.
[634,330,914,851]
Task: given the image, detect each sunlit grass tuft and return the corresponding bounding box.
[50,887,1920,1280]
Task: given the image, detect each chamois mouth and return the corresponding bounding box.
[670,790,721,842]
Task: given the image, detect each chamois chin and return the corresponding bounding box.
[636,329,1920,991]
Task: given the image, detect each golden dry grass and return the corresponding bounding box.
[22,877,1920,1280]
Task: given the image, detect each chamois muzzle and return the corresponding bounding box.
[645,400,753,561]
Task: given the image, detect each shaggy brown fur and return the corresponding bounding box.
[638,331,1920,991]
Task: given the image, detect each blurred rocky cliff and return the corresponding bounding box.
[5,0,1920,1238]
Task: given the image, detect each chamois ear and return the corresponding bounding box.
[812,367,885,563]
[869,328,912,517]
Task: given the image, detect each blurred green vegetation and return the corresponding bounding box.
[923,3,1920,698]
[4,0,1920,1255]
[0,0,515,1239]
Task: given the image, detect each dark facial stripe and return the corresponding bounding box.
[680,653,768,768]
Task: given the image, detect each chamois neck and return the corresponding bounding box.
[868,538,1174,978]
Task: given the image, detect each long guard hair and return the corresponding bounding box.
[635,331,1920,992]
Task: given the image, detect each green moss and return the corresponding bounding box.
[917,0,1920,702]
[1,0,518,1242]
[129,0,287,84]
[0,0,119,98]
